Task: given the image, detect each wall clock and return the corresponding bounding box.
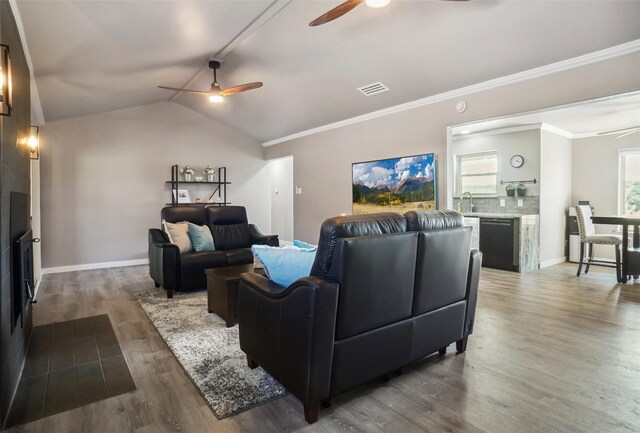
[510,155,524,168]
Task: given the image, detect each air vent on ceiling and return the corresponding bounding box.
[357,82,390,96]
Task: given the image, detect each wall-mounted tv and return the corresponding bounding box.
[352,153,437,215]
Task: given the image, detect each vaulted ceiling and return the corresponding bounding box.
[16,0,640,143]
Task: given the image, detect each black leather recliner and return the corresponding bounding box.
[238,210,481,423]
[148,206,278,298]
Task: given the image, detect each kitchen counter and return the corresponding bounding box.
[462,212,539,273]
[462,212,538,218]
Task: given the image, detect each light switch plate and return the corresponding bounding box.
[517,199,523,207]
[295,186,302,195]
[500,199,506,207]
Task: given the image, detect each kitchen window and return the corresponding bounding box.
[455,151,498,196]
[619,148,640,215]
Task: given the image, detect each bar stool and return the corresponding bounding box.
[575,205,622,282]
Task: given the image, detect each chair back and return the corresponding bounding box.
[575,205,595,240]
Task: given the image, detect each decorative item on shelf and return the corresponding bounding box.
[181,166,194,182]
[505,183,515,197]
[0,44,12,117]
[173,189,191,204]
[203,165,216,182]
[28,126,39,160]
[516,183,527,196]
[195,176,203,182]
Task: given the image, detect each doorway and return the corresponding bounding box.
[269,156,294,243]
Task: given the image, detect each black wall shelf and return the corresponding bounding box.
[168,165,229,206]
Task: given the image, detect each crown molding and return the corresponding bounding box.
[263,39,640,147]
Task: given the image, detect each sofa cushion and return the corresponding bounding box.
[180,251,228,289]
[206,206,248,225]
[310,212,407,277]
[330,232,416,340]
[162,221,192,253]
[404,210,463,231]
[187,222,215,252]
[161,206,207,225]
[225,248,254,266]
[251,243,317,287]
[210,223,252,250]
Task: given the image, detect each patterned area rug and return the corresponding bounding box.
[137,287,287,418]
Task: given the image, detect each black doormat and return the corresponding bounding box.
[5,314,135,428]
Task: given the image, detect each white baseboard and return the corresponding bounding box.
[42,258,148,275]
[539,257,567,268]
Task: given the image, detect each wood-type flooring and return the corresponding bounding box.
[5,263,639,433]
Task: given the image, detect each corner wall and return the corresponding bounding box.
[539,129,572,266]
[39,102,271,270]
[265,52,640,243]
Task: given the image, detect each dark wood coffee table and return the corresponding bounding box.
[205,264,264,327]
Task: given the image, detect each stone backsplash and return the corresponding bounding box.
[452,195,540,214]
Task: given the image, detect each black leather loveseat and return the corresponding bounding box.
[238,210,481,423]
[148,206,278,298]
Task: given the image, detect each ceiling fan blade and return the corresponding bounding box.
[219,82,263,96]
[614,129,640,139]
[158,86,209,96]
[309,0,363,26]
[597,126,639,135]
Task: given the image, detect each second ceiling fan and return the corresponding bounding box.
[309,0,468,27]
[158,60,262,104]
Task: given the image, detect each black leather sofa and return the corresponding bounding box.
[148,206,278,298]
[238,210,481,423]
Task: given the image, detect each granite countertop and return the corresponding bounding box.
[462,212,539,219]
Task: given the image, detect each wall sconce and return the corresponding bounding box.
[0,44,12,117]
[28,126,39,160]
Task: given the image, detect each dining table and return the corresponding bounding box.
[591,215,640,283]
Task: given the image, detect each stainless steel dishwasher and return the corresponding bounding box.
[479,217,520,271]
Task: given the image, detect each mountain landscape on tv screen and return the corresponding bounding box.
[352,154,437,214]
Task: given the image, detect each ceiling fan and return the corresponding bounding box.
[597,126,640,139]
[158,60,262,104]
[309,0,468,27]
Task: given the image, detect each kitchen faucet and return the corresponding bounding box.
[461,191,473,212]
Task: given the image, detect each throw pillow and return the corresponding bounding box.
[162,220,193,253]
[251,240,317,287]
[187,222,215,252]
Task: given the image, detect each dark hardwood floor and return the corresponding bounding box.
[6,263,640,433]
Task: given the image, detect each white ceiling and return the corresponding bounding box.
[16,0,640,142]
[450,91,640,138]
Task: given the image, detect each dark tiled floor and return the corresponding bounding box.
[5,314,136,428]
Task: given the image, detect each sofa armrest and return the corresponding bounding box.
[249,224,279,246]
[148,228,180,293]
[238,273,339,406]
[463,249,482,336]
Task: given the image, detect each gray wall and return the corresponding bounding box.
[539,130,572,265]
[265,52,640,243]
[452,128,541,196]
[0,1,33,424]
[269,156,293,243]
[39,102,271,269]
[572,132,640,260]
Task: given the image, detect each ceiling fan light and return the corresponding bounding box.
[365,0,390,8]
[208,93,224,104]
